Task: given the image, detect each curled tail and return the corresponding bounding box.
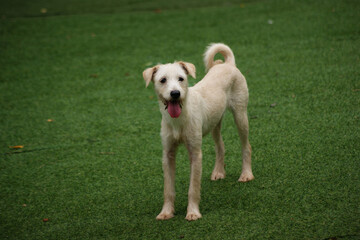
[204,43,236,72]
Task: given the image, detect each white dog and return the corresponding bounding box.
[143,43,254,221]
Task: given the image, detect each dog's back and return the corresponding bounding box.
[195,43,244,93]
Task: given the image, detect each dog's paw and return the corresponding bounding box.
[185,212,202,221]
[156,211,174,220]
[238,171,254,182]
[211,170,225,181]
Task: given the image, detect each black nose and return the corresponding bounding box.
[170,90,180,99]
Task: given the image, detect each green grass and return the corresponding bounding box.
[1,0,359,239]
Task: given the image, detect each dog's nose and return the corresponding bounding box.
[170,90,180,99]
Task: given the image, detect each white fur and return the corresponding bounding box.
[143,43,254,221]
[204,43,236,72]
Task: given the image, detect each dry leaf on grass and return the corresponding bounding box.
[9,145,24,149]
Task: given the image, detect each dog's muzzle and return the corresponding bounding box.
[163,90,182,118]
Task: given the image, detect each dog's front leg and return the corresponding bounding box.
[186,144,203,221]
[156,143,177,220]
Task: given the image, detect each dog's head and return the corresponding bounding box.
[143,61,196,118]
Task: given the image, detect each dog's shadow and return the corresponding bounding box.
[166,173,256,218]
[199,174,254,215]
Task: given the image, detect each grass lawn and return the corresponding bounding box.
[1,0,359,239]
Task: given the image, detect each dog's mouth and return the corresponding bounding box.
[164,100,183,118]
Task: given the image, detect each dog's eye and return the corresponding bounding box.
[160,78,167,84]
[179,77,184,82]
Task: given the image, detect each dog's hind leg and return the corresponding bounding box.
[231,106,254,182]
[211,119,226,180]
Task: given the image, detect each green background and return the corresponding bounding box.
[1,0,359,239]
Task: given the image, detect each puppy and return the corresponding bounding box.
[142,43,254,221]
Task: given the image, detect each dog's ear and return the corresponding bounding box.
[142,66,158,88]
[178,61,196,79]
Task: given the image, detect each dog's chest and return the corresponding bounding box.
[169,123,183,141]
[162,117,188,142]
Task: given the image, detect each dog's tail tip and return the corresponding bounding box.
[204,43,236,72]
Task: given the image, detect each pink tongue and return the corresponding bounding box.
[167,102,181,118]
